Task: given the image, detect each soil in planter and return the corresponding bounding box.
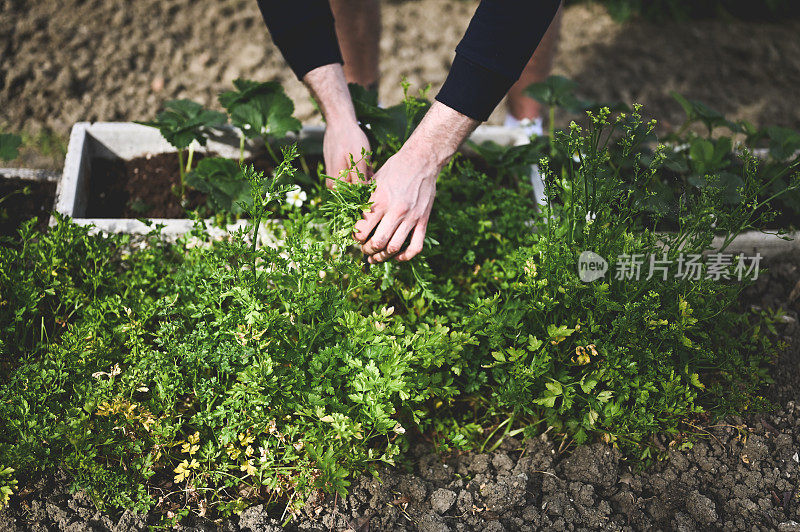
[0,177,56,237]
[86,152,209,218]
[86,152,324,219]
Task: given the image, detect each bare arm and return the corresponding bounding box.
[303,64,371,184]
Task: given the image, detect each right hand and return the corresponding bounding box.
[323,119,372,189]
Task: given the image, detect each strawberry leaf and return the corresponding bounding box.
[219,79,301,139]
[137,99,226,150]
[0,133,22,162]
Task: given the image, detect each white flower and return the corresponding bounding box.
[285,186,307,208]
[586,211,596,223]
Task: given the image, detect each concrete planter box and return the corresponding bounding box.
[54,122,529,239]
[1,168,60,183]
[54,122,798,258]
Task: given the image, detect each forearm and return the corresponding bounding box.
[402,101,479,166]
[303,64,359,128]
[436,0,562,121]
[255,1,343,80]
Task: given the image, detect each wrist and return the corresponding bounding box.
[303,64,359,128]
[404,101,479,166]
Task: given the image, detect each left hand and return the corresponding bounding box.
[354,142,440,263]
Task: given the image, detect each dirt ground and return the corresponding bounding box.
[2,0,800,169]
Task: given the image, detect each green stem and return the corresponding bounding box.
[549,106,556,157]
[265,139,280,166]
[177,149,186,199]
[251,212,261,277]
[239,135,246,166]
[186,145,195,174]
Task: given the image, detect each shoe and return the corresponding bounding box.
[504,114,547,208]
[503,114,544,139]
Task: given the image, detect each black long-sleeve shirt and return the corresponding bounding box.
[256,1,561,121]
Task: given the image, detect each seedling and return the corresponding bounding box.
[218,79,301,165]
[0,133,22,162]
[185,157,250,214]
[137,99,226,200]
[671,92,738,137]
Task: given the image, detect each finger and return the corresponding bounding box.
[326,177,336,189]
[369,221,413,263]
[395,223,427,262]
[362,212,404,256]
[353,204,385,244]
[344,157,356,184]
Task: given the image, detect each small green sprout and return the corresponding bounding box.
[0,133,22,162]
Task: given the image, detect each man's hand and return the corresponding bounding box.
[304,64,372,187]
[354,142,438,263]
[323,120,371,188]
[355,101,479,263]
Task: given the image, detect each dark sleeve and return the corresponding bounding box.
[436,0,562,121]
[256,1,343,79]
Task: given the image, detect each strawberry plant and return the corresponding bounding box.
[218,79,301,165]
[137,99,227,200]
[185,157,250,215]
[349,80,430,162]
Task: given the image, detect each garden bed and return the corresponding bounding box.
[53,121,800,258]
[2,99,798,531]
[54,122,528,236]
[0,259,797,532]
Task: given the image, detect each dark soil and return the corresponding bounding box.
[85,152,292,218]
[0,177,55,236]
[1,258,799,531]
[87,153,208,218]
